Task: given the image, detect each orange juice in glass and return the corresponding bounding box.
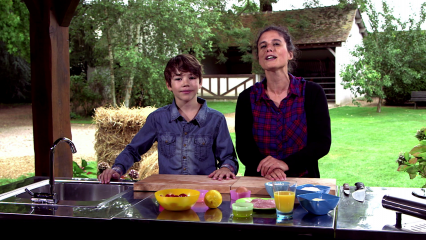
[273,181,297,219]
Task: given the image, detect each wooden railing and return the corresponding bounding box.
[199,75,336,102]
[199,74,257,100]
[303,77,336,102]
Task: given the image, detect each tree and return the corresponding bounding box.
[0,0,31,103]
[71,0,259,108]
[340,0,426,112]
[0,0,30,62]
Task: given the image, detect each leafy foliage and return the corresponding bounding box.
[0,0,30,62]
[69,0,261,108]
[340,0,426,112]
[396,128,426,188]
[70,73,107,116]
[73,159,97,178]
[0,41,31,103]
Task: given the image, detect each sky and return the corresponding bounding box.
[226,0,426,30]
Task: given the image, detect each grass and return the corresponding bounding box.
[320,106,426,188]
[0,173,34,186]
[71,117,94,125]
[206,101,237,114]
[229,104,426,188]
[2,102,426,189]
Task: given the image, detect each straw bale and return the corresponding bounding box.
[93,104,158,179]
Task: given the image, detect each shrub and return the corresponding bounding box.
[70,72,107,117]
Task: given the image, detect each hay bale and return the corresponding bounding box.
[93,104,158,179]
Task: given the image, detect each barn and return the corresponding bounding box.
[201,4,367,106]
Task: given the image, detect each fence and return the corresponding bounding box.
[200,74,336,102]
[199,74,257,100]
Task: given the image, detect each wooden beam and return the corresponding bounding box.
[24,0,80,178]
[53,0,80,27]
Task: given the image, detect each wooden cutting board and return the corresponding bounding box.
[134,174,240,193]
[231,177,337,196]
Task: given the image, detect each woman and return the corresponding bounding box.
[235,25,331,180]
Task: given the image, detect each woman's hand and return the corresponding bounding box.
[98,168,121,184]
[208,167,236,181]
[264,168,287,181]
[257,155,289,177]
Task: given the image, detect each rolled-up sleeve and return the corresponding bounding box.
[112,113,157,174]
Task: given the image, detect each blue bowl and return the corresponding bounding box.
[265,181,295,198]
[297,193,340,215]
[296,184,331,197]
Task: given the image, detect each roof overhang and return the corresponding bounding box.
[296,42,342,49]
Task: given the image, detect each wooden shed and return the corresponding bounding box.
[202,5,367,105]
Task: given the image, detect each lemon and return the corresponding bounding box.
[204,208,223,222]
[204,190,222,208]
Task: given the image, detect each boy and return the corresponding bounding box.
[98,54,238,183]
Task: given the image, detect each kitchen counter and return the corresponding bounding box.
[2,176,425,239]
[0,176,335,238]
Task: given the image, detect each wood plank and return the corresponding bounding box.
[53,0,80,27]
[24,0,79,177]
[134,174,240,193]
[135,175,337,196]
[231,177,337,196]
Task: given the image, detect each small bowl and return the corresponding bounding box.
[265,181,292,198]
[155,189,200,211]
[296,184,330,197]
[232,202,253,217]
[230,189,251,200]
[157,209,200,221]
[297,193,340,215]
[196,189,209,202]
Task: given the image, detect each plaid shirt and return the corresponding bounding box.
[250,74,308,170]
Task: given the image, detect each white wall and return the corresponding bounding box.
[335,18,364,106]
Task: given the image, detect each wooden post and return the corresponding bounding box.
[24,0,80,178]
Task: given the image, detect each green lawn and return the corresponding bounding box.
[2,102,426,189]
[207,101,237,114]
[229,105,426,188]
[320,106,426,188]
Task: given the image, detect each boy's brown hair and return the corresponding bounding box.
[164,54,203,87]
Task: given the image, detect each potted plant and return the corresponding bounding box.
[396,127,426,189]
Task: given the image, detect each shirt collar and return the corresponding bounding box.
[169,97,208,126]
[255,73,303,102]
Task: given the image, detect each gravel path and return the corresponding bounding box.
[0,104,236,179]
[0,100,359,179]
[0,104,97,178]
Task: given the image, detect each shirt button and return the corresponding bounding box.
[184,168,186,170]
[183,144,186,147]
[184,132,187,135]
[183,156,186,159]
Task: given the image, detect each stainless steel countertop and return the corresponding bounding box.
[336,186,426,239]
[0,176,335,237]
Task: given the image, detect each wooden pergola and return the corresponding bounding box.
[23,0,80,178]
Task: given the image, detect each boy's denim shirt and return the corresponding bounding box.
[113,97,239,175]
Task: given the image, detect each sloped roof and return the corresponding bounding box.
[240,5,366,48]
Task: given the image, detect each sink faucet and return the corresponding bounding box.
[49,137,77,195]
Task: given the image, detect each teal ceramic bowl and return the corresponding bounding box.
[297,193,340,215]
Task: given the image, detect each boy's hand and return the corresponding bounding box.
[208,167,236,181]
[98,168,121,184]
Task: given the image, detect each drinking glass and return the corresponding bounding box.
[273,181,297,220]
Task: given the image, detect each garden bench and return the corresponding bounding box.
[410,91,426,109]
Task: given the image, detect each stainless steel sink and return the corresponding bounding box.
[0,179,133,208]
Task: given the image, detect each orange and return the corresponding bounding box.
[204,190,222,208]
